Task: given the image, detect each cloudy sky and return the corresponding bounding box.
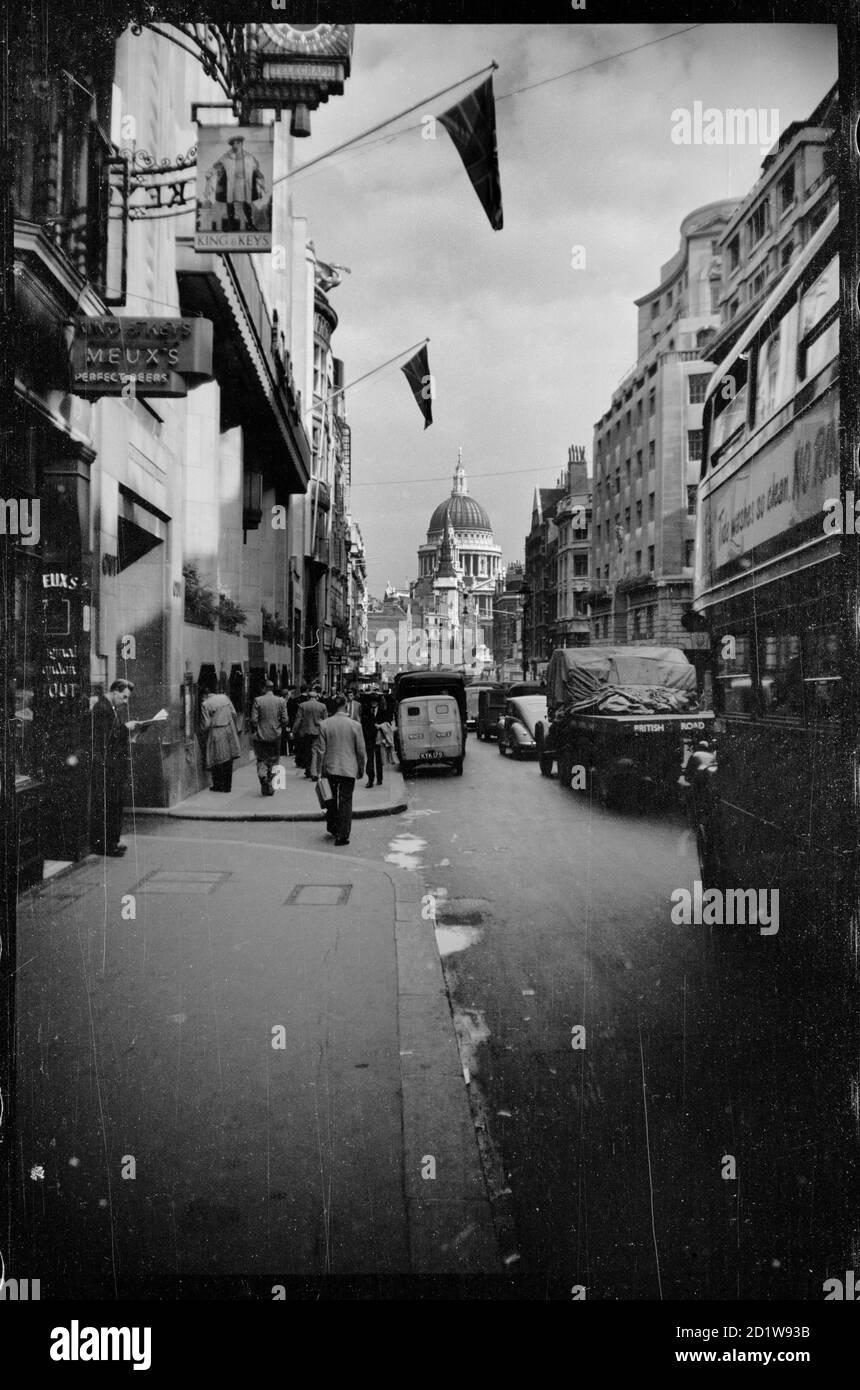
[286,22,837,598]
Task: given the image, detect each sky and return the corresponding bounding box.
[285,22,837,598]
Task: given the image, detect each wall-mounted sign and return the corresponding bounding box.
[69,317,213,398]
[244,25,353,125]
[194,125,273,253]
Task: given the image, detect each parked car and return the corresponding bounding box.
[475,684,507,741]
[393,669,467,776]
[498,694,548,758]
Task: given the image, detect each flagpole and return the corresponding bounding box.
[302,338,430,418]
[273,63,498,190]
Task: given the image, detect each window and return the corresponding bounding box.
[746,201,769,251]
[797,253,839,382]
[715,631,756,716]
[729,296,740,320]
[803,620,841,722]
[686,485,696,515]
[624,507,630,531]
[709,354,749,457]
[710,238,720,255]
[648,440,655,469]
[614,472,620,495]
[754,311,797,425]
[687,429,703,461]
[636,500,642,526]
[644,606,655,638]
[778,166,795,213]
[604,566,609,584]
[781,240,794,269]
[635,399,643,425]
[728,235,740,270]
[709,281,721,313]
[635,550,642,573]
[667,289,673,307]
[752,270,766,298]
[633,607,642,636]
[688,373,710,404]
[636,450,643,477]
[759,631,803,721]
[574,553,588,577]
[648,493,655,521]
[648,545,655,571]
[684,540,695,568]
[602,616,609,638]
[651,299,660,319]
[648,389,656,418]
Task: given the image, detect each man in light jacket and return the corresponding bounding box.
[292,685,328,778]
[200,684,241,792]
[310,694,366,845]
[251,679,287,796]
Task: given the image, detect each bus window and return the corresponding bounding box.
[802,622,841,722]
[797,254,839,383]
[754,307,797,426]
[758,631,803,721]
[715,631,756,717]
[709,357,749,459]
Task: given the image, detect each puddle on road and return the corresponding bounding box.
[385,833,427,870]
[434,925,483,956]
[400,808,441,824]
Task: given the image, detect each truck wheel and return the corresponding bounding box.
[539,752,554,777]
[453,758,464,776]
[400,760,415,778]
[498,738,506,755]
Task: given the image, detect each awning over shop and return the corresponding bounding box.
[176,238,310,496]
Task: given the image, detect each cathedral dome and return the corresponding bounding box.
[427,455,492,537]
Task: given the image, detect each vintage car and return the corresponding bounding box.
[498,694,548,758]
[475,684,507,741]
[464,682,498,732]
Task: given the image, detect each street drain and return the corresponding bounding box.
[285,884,353,906]
[434,897,491,927]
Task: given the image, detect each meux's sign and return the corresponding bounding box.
[70,317,213,398]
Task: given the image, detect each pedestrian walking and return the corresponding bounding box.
[376,715,396,766]
[251,679,288,796]
[200,683,241,791]
[361,693,384,788]
[89,679,140,856]
[292,685,327,777]
[345,688,361,722]
[310,694,365,845]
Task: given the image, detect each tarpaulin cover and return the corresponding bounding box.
[547,646,698,714]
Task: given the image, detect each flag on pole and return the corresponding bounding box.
[400,344,433,429]
[438,75,503,231]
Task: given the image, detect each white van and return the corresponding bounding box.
[396,694,464,776]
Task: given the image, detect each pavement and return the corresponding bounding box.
[15,812,500,1293]
[133,751,407,822]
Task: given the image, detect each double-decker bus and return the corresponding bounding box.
[692,204,859,1290]
[693,205,855,961]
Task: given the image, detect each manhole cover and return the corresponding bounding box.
[285,883,353,906]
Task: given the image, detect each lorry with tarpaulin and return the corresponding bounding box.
[535,645,713,808]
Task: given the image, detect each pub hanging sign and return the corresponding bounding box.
[69,317,214,398]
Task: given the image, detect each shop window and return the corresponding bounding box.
[797,253,839,383]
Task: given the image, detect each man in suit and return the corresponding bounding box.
[251,679,288,796]
[310,694,366,846]
[89,679,140,855]
[292,685,328,778]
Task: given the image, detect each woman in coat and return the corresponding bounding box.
[200,684,241,792]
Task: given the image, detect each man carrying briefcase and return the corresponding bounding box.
[310,694,366,846]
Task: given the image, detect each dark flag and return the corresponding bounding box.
[400,344,433,429]
[438,75,503,231]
